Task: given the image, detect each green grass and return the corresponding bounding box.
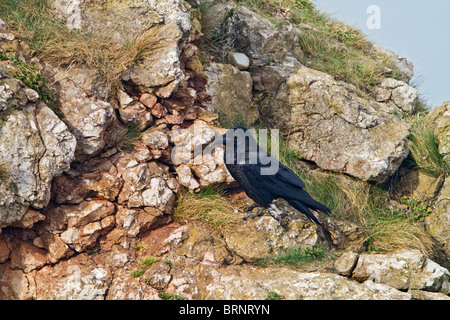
[266,291,285,300]
[130,255,160,278]
[130,269,146,278]
[138,255,160,269]
[0,51,61,116]
[407,114,449,178]
[159,292,186,300]
[254,247,328,268]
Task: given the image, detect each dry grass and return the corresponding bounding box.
[41,24,172,94]
[173,186,241,235]
[334,178,435,255]
[0,0,172,95]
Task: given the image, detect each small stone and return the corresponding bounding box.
[228,52,250,70]
[118,89,134,108]
[334,251,359,276]
[140,93,157,108]
[151,103,167,119]
[0,18,7,29]
[118,102,153,130]
[166,113,183,125]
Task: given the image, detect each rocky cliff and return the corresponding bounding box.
[0,0,449,300]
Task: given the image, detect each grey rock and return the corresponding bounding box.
[373,44,415,82]
[0,70,76,228]
[260,65,410,182]
[227,52,250,70]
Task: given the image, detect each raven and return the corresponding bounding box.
[211,126,333,242]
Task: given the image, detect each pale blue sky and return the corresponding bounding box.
[313,0,449,108]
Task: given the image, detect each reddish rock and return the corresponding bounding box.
[140,93,158,108]
[151,103,168,119]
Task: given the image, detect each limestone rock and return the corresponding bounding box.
[397,170,444,202]
[58,200,116,252]
[203,62,255,125]
[426,101,450,162]
[322,217,367,251]
[0,68,76,228]
[373,44,415,82]
[115,206,164,238]
[170,265,411,300]
[107,268,160,300]
[118,101,154,131]
[223,5,297,64]
[52,158,123,204]
[33,254,112,300]
[334,251,359,276]
[121,24,184,97]
[260,65,410,182]
[52,0,197,99]
[171,121,234,187]
[351,250,450,292]
[0,266,36,300]
[51,65,119,159]
[374,78,418,113]
[116,159,177,213]
[426,178,450,259]
[10,242,48,273]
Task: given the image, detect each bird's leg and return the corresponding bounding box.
[243,203,259,213]
[243,207,266,220]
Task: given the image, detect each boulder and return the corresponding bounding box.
[203,62,255,126]
[227,52,250,70]
[33,254,112,300]
[397,170,444,202]
[426,101,450,163]
[51,0,198,98]
[426,178,450,260]
[221,5,301,65]
[260,65,410,182]
[351,250,450,293]
[374,78,418,113]
[51,65,119,159]
[169,265,411,300]
[116,158,178,213]
[373,44,415,83]
[0,67,76,228]
[170,120,234,188]
[58,200,116,252]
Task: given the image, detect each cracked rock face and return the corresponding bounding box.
[50,65,119,160]
[260,65,410,182]
[0,68,76,228]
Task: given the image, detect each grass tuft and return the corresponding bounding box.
[407,114,449,178]
[255,247,328,268]
[173,185,241,235]
[0,0,171,95]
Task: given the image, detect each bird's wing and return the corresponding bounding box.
[275,162,306,189]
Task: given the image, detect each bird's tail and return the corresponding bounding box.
[287,191,331,224]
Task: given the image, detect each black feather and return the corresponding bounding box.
[216,126,331,223]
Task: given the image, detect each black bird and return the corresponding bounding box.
[211,126,333,243]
